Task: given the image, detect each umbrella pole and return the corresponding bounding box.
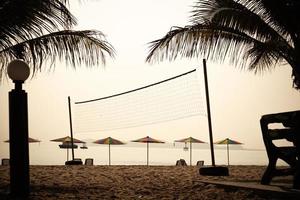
[227,143,229,166]
[203,59,216,166]
[67,148,69,161]
[147,142,149,166]
[190,142,192,166]
[109,143,111,166]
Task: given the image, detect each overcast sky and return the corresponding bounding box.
[1,0,300,152]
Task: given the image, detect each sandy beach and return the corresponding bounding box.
[0,165,297,199]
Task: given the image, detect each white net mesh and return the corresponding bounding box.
[73,69,206,133]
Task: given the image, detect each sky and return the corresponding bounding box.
[1,0,300,152]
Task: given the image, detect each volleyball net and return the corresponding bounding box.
[72,69,206,133]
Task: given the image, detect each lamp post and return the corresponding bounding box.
[7,60,30,197]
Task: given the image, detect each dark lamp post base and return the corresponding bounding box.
[199,166,229,176]
[65,159,83,165]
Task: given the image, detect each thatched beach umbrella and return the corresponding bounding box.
[214,138,243,166]
[51,136,85,161]
[132,136,164,166]
[50,136,85,143]
[4,137,41,143]
[175,137,205,166]
[94,137,125,165]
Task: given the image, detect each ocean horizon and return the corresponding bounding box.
[1,141,286,166]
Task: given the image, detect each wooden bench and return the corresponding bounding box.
[260,110,300,189]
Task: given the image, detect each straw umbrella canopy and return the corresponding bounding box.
[174,137,205,166]
[50,136,85,143]
[94,137,125,165]
[4,137,41,143]
[132,136,165,166]
[214,138,243,166]
[50,136,85,161]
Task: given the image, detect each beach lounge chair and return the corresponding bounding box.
[1,158,9,166]
[260,110,300,189]
[197,160,204,167]
[176,159,187,166]
[85,158,94,165]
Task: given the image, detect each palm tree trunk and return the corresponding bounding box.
[291,42,300,89]
[292,68,300,89]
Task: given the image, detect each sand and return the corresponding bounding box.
[0,165,296,199]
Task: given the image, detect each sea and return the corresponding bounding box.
[0,142,288,166]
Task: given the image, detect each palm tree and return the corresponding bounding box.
[0,0,114,78]
[146,0,300,90]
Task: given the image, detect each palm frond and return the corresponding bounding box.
[147,23,256,66]
[0,30,115,78]
[146,0,300,89]
[191,0,292,46]
[0,0,76,48]
[245,41,283,72]
[147,22,295,74]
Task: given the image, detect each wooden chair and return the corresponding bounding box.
[176,159,187,166]
[85,158,94,166]
[1,158,9,166]
[197,160,204,167]
[260,110,300,188]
